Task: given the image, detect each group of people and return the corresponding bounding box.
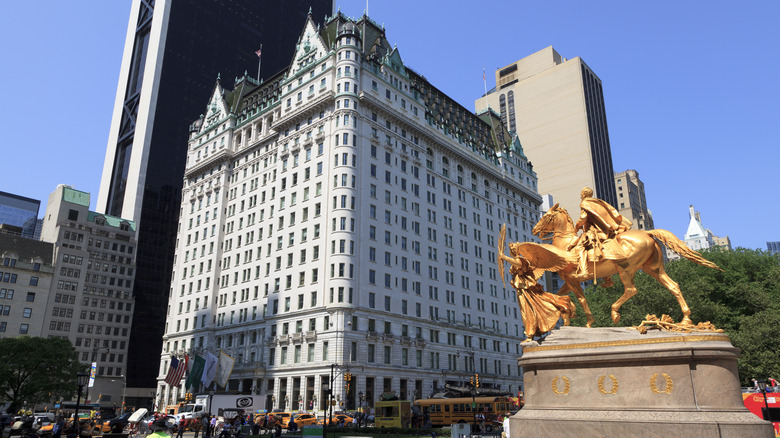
[186,413,286,438]
[752,377,779,391]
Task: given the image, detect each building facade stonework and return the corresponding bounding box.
[157,13,542,411]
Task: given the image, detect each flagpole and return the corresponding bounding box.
[256,44,263,82]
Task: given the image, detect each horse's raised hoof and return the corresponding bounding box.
[611,310,621,324]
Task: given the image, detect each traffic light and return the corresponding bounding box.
[470,376,474,386]
[475,374,480,388]
[344,372,352,382]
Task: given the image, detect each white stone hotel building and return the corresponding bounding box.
[157,12,543,412]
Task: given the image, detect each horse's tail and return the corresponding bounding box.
[646,229,723,271]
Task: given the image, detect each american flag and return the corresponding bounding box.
[164,356,187,386]
[255,47,262,58]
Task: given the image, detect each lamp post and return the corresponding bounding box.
[75,373,89,438]
[357,392,363,427]
[208,390,215,417]
[758,379,770,421]
[328,364,334,427]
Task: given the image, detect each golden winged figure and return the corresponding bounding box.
[497,224,576,339]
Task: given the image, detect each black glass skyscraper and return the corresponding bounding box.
[98,0,333,390]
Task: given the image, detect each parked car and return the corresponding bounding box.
[290,414,317,427]
[319,414,353,426]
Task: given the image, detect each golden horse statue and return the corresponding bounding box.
[526,204,721,327]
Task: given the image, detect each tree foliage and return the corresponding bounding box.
[567,248,780,385]
[0,337,87,413]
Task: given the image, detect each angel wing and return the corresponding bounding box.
[497,224,507,287]
[510,242,576,279]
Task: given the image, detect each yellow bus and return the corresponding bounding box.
[374,400,411,428]
[413,397,512,427]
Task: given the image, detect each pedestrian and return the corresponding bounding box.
[251,416,260,436]
[52,416,64,438]
[193,418,201,438]
[79,420,94,438]
[202,415,211,438]
[177,418,186,438]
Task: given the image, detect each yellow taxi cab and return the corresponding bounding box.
[290,414,318,426]
[318,414,353,426]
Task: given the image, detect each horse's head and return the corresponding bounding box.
[533,204,573,240]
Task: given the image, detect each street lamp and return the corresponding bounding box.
[357,392,364,427]
[757,380,770,421]
[75,373,89,438]
[328,364,335,427]
[208,390,215,417]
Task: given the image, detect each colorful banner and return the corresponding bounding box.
[88,362,96,388]
[215,351,235,388]
[201,351,218,388]
[186,354,206,390]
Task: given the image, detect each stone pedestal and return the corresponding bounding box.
[511,326,773,437]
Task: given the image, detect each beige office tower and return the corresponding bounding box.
[40,185,137,407]
[476,46,618,218]
[614,169,654,231]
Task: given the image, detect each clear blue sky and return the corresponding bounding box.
[1,1,777,250]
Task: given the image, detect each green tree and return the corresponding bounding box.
[0,337,87,413]
[567,248,780,385]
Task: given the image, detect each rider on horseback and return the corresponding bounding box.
[568,187,632,277]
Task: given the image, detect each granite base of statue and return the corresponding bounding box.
[510,326,774,438]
